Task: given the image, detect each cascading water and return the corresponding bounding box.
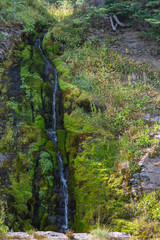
[35,36,69,231]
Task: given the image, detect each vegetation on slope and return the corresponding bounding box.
[0,0,54,33]
[42,0,160,238]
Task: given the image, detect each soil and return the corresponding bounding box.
[88,18,160,70]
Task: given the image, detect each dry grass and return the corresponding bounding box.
[33,232,48,240]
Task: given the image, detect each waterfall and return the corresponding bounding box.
[35,36,69,231]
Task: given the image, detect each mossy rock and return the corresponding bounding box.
[12,50,23,59]
[42,82,53,128]
[0,127,14,153]
[16,41,25,51]
[45,140,57,155]
[22,45,31,60]
[20,59,33,79]
[45,140,57,168]
[66,132,80,171]
[37,130,48,147]
[27,73,43,93]
[32,94,43,117]
[53,41,61,56]
[35,115,45,129]
[57,129,67,165]
[31,46,45,78]
[40,212,49,230]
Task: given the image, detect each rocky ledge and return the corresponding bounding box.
[5,231,131,240]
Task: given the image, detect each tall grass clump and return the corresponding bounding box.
[91,227,111,240]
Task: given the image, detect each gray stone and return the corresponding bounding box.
[5,231,132,240]
[139,156,160,192]
[74,233,93,240]
[144,113,150,121]
[138,153,149,166]
[0,153,9,165]
[109,232,131,239]
[6,232,30,239]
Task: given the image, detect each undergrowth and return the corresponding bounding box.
[42,1,160,237]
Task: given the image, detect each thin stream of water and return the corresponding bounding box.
[35,36,69,231]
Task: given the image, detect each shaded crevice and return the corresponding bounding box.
[32,152,41,229]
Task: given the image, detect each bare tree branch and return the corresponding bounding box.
[110,16,117,31]
[113,15,126,27]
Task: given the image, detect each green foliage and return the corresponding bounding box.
[41,8,160,232]
[0,0,54,33]
[40,212,49,230]
[136,191,160,221]
[9,174,33,215]
[35,115,45,129]
[0,198,8,234]
[40,152,54,176]
[57,130,67,164]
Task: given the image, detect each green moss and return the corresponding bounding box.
[20,59,32,80]
[12,50,22,59]
[31,46,45,77]
[37,130,48,147]
[53,41,60,55]
[57,130,67,164]
[0,127,14,153]
[28,73,43,93]
[45,140,57,168]
[32,94,43,116]
[23,219,33,232]
[16,125,38,152]
[35,115,45,129]
[40,212,49,231]
[22,45,31,60]
[45,140,56,155]
[20,105,33,122]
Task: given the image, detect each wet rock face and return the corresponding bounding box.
[131,150,160,194]
[139,153,160,192]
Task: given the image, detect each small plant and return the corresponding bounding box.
[91,227,111,240]
[65,230,75,239]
